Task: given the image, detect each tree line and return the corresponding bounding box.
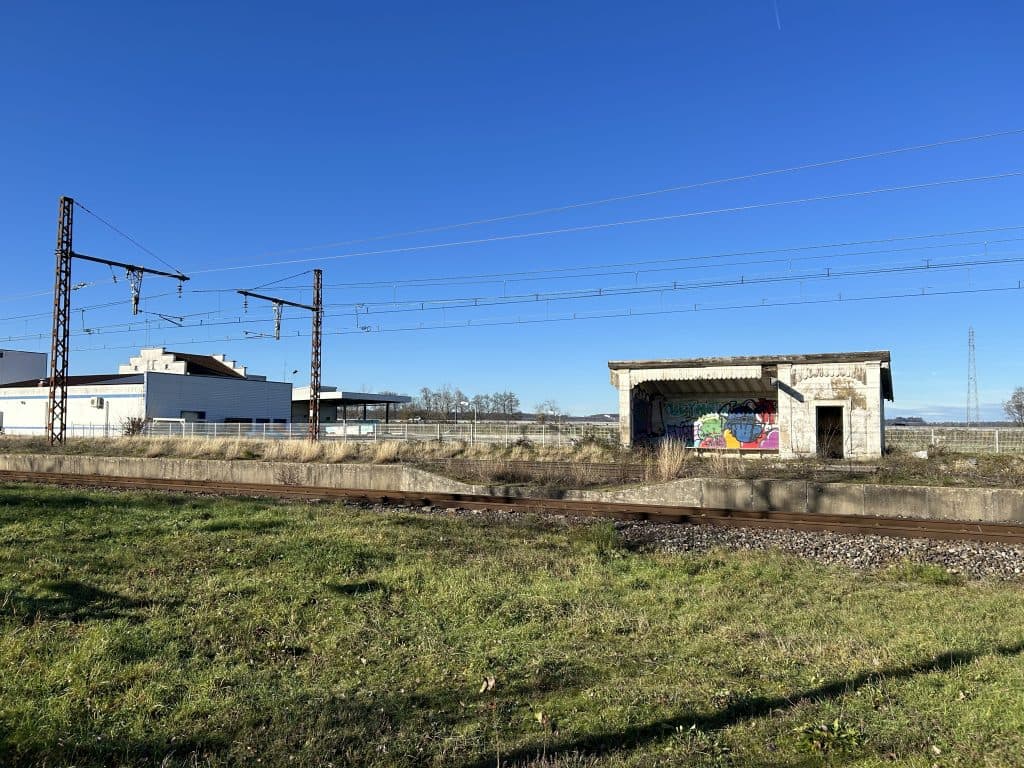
[415,387,522,421]
[363,387,523,422]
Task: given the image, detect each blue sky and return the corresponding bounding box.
[2,1,1023,420]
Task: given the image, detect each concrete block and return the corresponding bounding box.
[701,479,753,511]
[925,487,990,522]
[987,489,1024,523]
[582,478,703,506]
[751,480,807,512]
[807,483,864,517]
[864,484,927,519]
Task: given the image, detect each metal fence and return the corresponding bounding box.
[6,421,1023,455]
[880,428,1024,456]
[885,426,1024,454]
[136,419,621,447]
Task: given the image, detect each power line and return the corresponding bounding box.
[190,169,1024,274]
[204,127,1024,263]
[313,235,1024,298]
[248,269,312,290]
[62,281,1024,352]
[5,230,1021,340]
[15,222,1024,304]
[73,200,185,276]
[6,251,1022,342]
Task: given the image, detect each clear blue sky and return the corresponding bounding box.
[2,1,1023,420]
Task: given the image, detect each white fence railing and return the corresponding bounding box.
[136,420,622,447]
[5,422,1022,454]
[885,426,1024,455]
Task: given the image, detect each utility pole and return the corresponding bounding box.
[48,196,188,445]
[309,269,322,439]
[238,268,323,442]
[967,326,980,425]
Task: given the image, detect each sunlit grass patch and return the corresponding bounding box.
[0,483,1022,767]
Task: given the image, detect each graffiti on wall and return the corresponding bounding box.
[659,398,779,450]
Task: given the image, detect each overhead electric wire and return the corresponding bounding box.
[316,236,1024,303]
[322,252,1024,316]
[61,281,1024,353]
[202,126,1024,263]
[6,251,1022,342]
[190,169,1024,274]
[24,222,1024,301]
[247,270,312,290]
[73,200,185,276]
[0,290,183,324]
[7,228,1024,336]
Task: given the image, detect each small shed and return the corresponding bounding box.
[291,386,411,423]
[609,351,894,459]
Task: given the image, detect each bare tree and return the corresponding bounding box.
[1005,387,1024,425]
[419,387,436,419]
[534,399,562,424]
[434,385,456,421]
[492,390,520,422]
[471,394,489,419]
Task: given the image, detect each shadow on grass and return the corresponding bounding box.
[0,680,567,768]
[0,485,219,521]
[458,641,1024,768]
[4,579,161,624]
[325,579,387,596]
[0,732,227,768]
[200,517,287,533]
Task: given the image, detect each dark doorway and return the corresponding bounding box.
[816,406,844,459]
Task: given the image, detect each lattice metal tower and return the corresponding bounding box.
[966,326,980,425]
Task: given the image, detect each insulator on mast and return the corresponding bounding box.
[126,268,144,315]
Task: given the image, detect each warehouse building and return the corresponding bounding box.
[0,347,290,435]
[0,349,46,385]
[609,351,893,459]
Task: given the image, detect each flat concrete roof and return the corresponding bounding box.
[608,350,891,370]
[612,350,894,400]
[291,390,412,406]
[0,373,142,388]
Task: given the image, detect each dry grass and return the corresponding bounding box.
[371,440,402,464]
[652,439,689,481]
[704,450,740,478]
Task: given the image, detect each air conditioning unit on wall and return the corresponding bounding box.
[90,397,104,408]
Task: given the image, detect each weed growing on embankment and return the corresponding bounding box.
[1,483,1023,766]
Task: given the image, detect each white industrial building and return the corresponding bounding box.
[0,349,46,386]
[609,351,894,459]
[0,347,291,436]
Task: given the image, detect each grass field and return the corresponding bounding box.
[1,484,1023,767]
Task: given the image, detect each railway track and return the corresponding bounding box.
[1,469,1023,545]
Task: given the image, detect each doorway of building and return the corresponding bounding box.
[816,406,844,459]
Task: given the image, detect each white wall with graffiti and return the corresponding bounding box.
[633,394,780,450]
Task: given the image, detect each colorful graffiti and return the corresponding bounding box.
[660,398,778,450]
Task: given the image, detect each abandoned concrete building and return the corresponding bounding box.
[609,351,894,459]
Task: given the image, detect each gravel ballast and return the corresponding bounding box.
[617,519,1024,581]
[393,503,1024,581]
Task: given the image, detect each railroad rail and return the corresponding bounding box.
[1,469,1023,545]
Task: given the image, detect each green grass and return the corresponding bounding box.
[1,484,1023,767]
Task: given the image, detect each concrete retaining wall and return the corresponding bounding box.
[0,453,493,496]
[570,477,1024,523]
[1,453,1020,523]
